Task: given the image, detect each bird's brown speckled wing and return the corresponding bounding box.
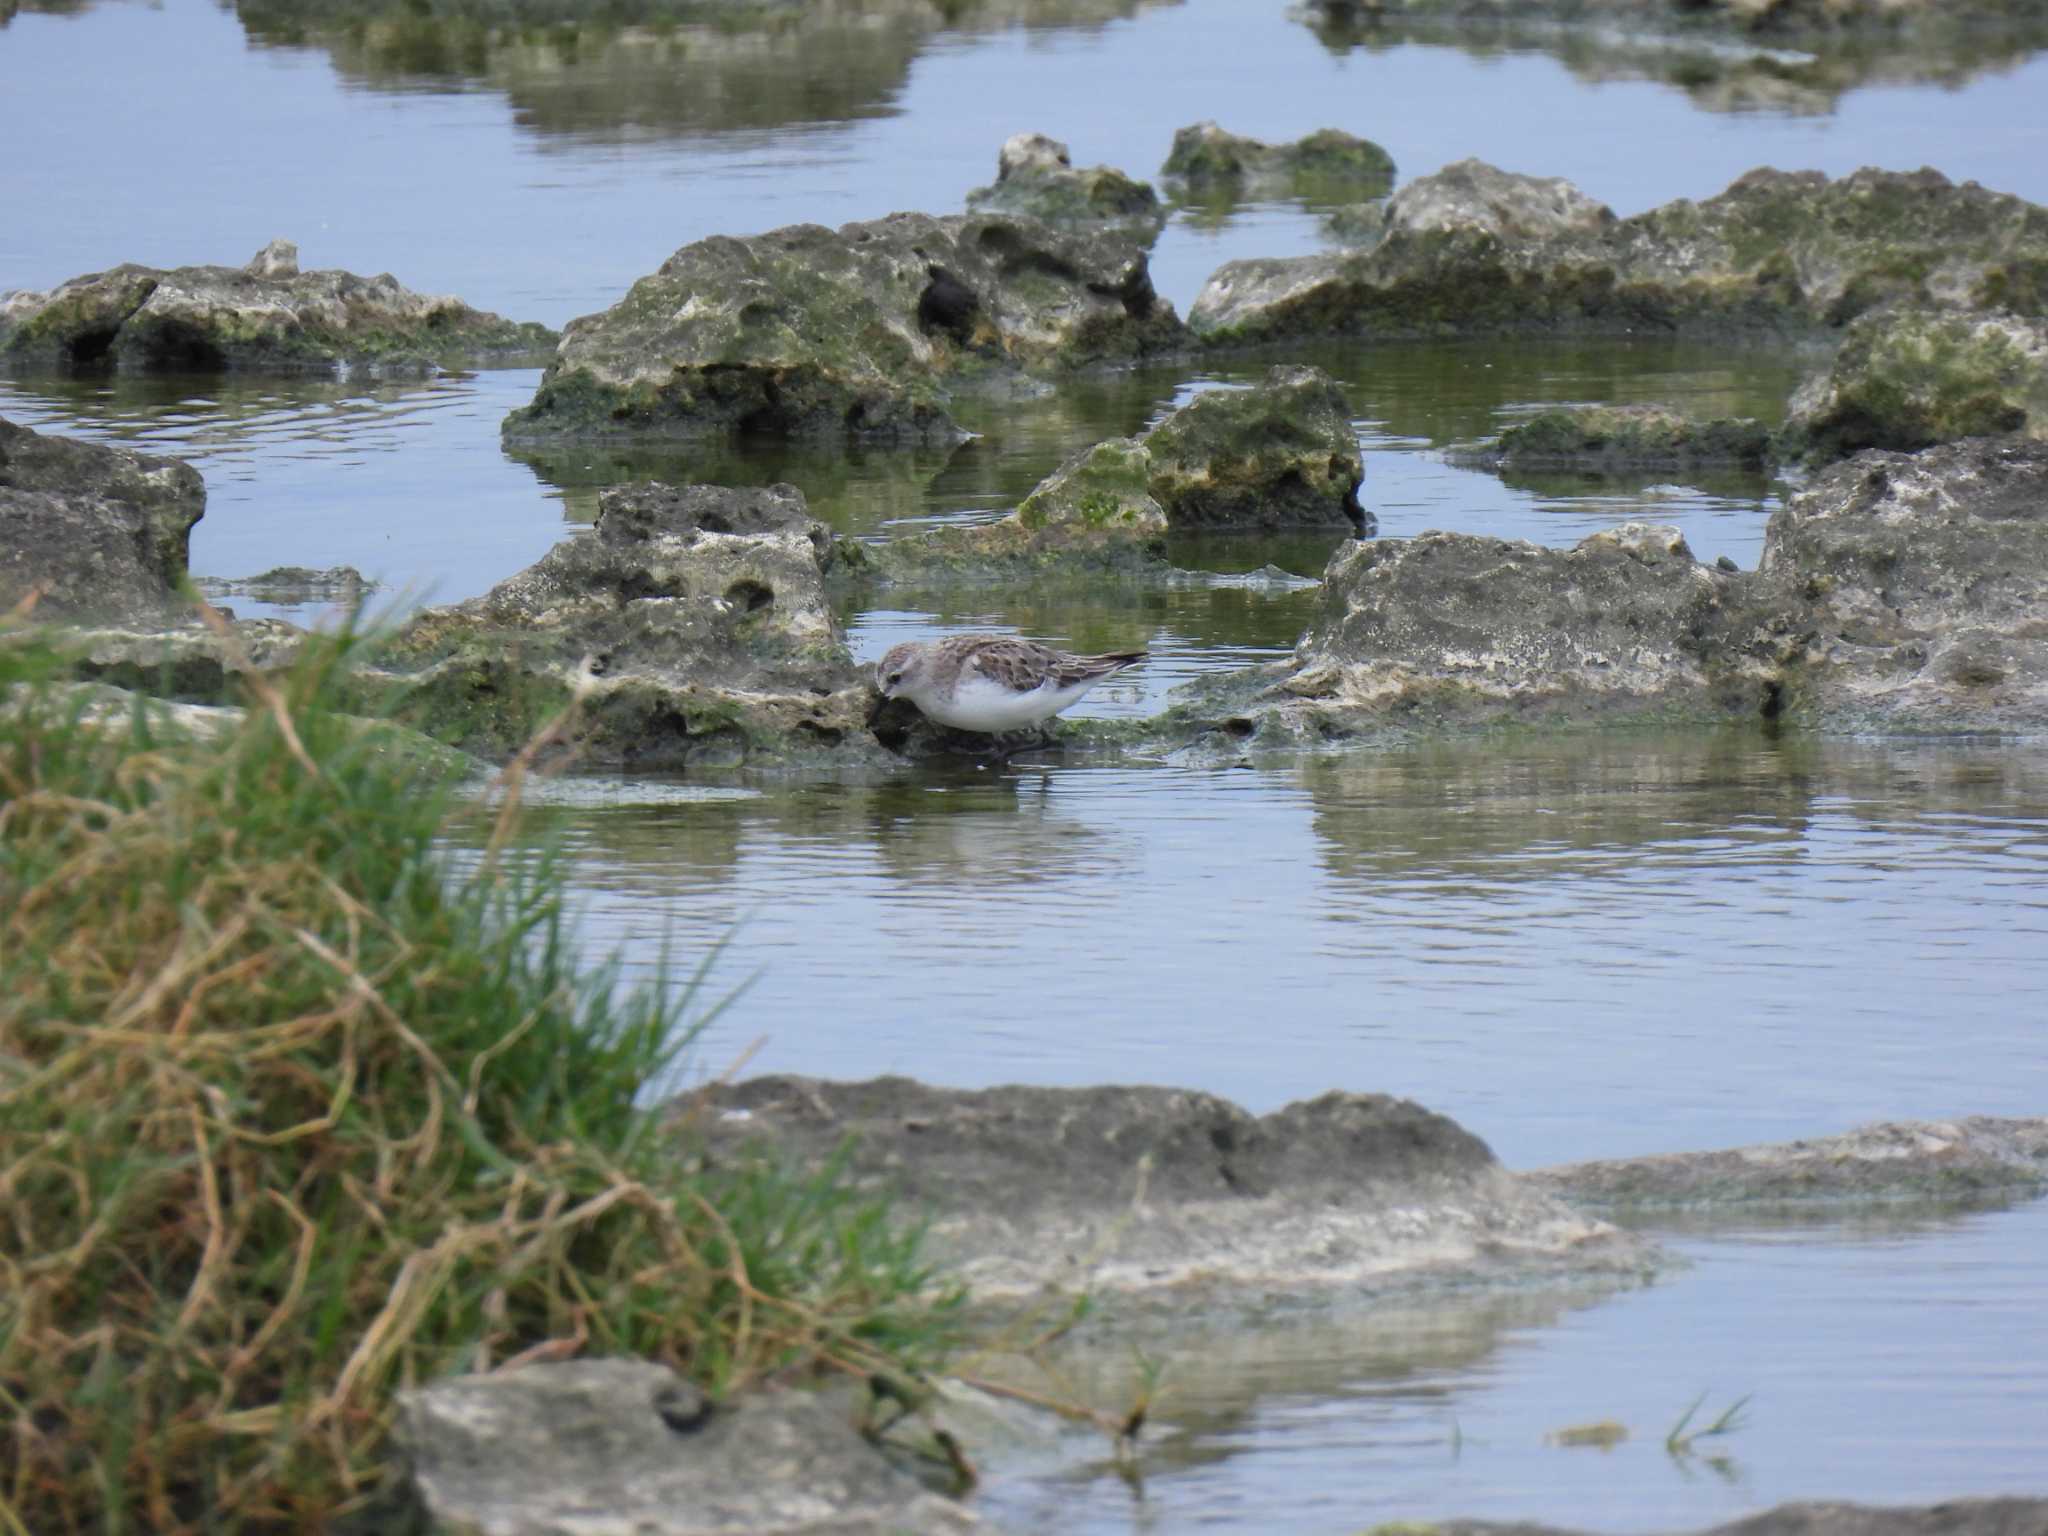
[954,636,1147,692]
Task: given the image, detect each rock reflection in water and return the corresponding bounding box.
[234,0,1176,143]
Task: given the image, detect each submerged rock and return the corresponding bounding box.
[394,1361,988,1536]
[849,363,1365,596]
[0,242,557,376]
[374,482,878,767]
[1530,1116,2048,1208]
[0,414,206,620]
[1190,163,2048,348]
[686,1076,1655,1301]
[1160,121,1396,201]
[1783,306,2048,462]
[501,211,1186,445]
[1448,404,1775,474]
[965,131,1165,243]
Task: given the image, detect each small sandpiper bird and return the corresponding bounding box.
[871,633,1148,734]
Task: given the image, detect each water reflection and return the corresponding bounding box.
[233,0,1178,143]
[517,733,2048,1170]
[981,1200,2048,1533]
[1301,9,2048,117]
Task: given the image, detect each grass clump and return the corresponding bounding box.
[0,622,956,1534]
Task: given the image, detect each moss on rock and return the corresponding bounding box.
[1783,306,2048,461]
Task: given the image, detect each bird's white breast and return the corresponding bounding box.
[918,671,1099,732]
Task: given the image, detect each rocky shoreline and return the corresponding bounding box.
[377,1080,2048,1536]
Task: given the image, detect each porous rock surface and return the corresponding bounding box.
[502,211,1186,444]
[1758,435,2048,730]
[685,1077,1655,1299]
[0,241,556,376]
[373,482,880,767]
[1784,305,2048,462]
[1530,1116,2048,1208]
[965,132,1165,243]
[1190,163,2048,347]
[1256,521,1775,740]
[1216,435,2048,747]
[0,413,206,619]
[394,1360,988,1536]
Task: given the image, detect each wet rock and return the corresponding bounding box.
[1015,436,1168,535]
[501,211,1186,445]
[1448,404,1775,474]
[1145,363,1369,533]
[373,482,879,767]
[1529,1116,2048,1208]
[0,243,557,376]
[1160,121,1396,201]
[965,132,1165,244]
[1784,306,2048,462]
[0,414,206,619]
[1759,435,2048,731]
[1190,164,2048,348]
[1254,521,1776,741]
[685,1077,1655,1301]
[393,1360,989,1536]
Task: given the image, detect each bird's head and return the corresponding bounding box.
[874,641,928,702]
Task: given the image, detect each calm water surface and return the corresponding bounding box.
[4,1,2045,1527]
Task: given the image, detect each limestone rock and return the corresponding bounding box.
[1191,163,2048,347]
[1015,435,1167,534]
[1267,521,1772,736]
[0,414,206,619]
[966,132,1165,243]
[689,1077,1654,1300]
[0,250,556,376]
[503,211,1186,444]
[1530,1116,2048,1207]
[395,1360,989,1536]
[1759,435,2048,730]
[1785,305,2048,461]
[375,482,877,767]
[1144,364,1369,532]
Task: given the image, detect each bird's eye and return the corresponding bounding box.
[886,671,904,686]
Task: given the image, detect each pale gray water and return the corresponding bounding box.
[4,1,2046,1528]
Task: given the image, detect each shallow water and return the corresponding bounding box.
[5,0,2047,1527]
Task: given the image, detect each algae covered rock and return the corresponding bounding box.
[502,210,1186,445]
[1450,404,1775,473]
[1191,163,2048,347]
[1784,306,2048,461]
[0,415,206,620]
[1015,435,1168,534]
[1161,121,1396,202]
[375,482,875,767]
[1143,364,1369,533]
[0,241,557,376]
[867,364,1367,585]
[965,131,1165,243]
